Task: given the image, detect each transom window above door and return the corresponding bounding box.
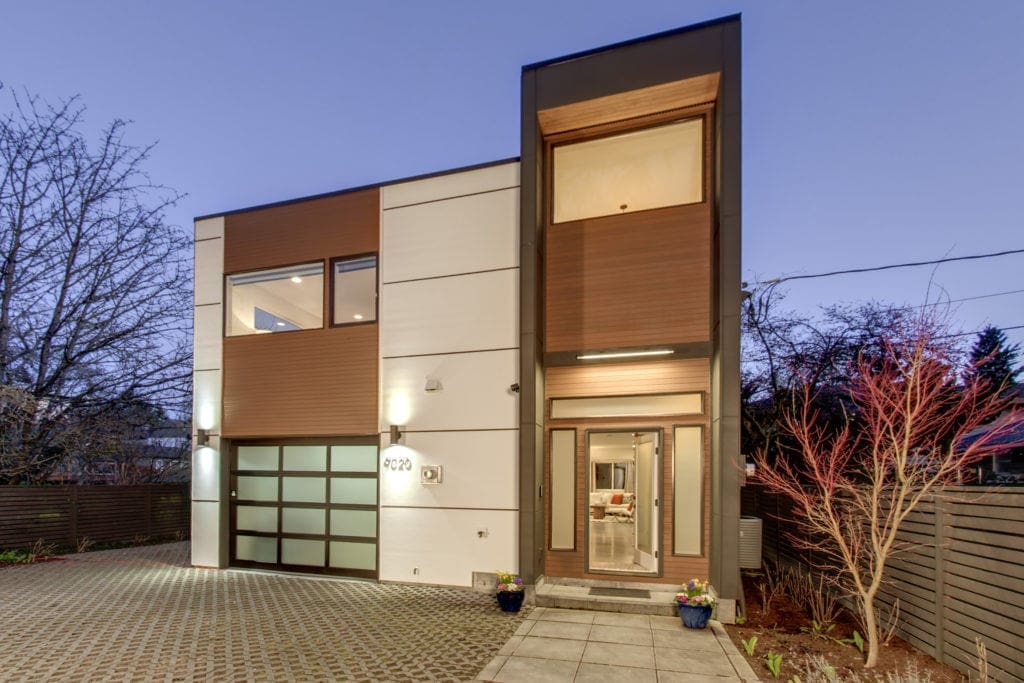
[551,117,703,224]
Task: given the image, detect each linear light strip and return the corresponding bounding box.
[576,349,675,360]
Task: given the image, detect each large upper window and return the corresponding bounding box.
[225,263,324,336]
[332,255,377,325]
[551,117,703,224]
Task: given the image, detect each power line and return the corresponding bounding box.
[910,287,1024,309]
[748,248,1024,287]
[934,324,1024,340]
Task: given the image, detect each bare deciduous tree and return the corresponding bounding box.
[0,88,190,483]
[751,318,1022,667]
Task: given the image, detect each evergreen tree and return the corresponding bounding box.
[966,325,1020,395]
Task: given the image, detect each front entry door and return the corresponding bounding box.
[586,429,660,575]
[634,436,659,572]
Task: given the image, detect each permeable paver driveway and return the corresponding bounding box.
[0,542,526,681]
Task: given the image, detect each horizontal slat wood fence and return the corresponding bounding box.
[0,485,189,548]
[743,485,1024,682]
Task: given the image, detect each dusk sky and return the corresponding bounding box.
[4,0,1023,350]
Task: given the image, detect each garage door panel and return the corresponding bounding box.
[284,445,327,470]
[282,507,326,535]
[330,540,376,571]
[237,506,278,532]
[237,476,277,501]
[236,535,277,563]
[231,441,379,578]
[282,476,326,503]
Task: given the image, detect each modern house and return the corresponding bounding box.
[191,15,742,614]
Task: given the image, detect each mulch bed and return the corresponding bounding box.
[723,573,967,681]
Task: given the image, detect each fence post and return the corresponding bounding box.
[68,487,79,547]
[933,495,946,663]
[145,487,153,538]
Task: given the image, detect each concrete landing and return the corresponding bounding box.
[534,576,679,616]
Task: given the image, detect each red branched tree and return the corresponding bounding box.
[752,320,1023,667]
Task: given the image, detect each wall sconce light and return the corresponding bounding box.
[389,424,404,445]
[196,429,210,447]
[424,378,442,393]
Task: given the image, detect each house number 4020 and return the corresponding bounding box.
[383,457,412,471]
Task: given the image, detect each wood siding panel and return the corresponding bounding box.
[223,324,378,437]
[545,358,710,399]
[545,203,710,352]
[537,75,720,135]
[224,188,379,273]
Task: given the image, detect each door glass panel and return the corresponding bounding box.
[330,541,376,570]
[636,441,654,556]
[282,507,326,535]
[236,535,276,563]
[237,476,278,501]
[587,430,657,575]
[331,477,377,505]
[282,477,326,503]
[237,446,279,470]
[236,506,277,533]
[282,539,324,566]
[284,445,327,471]
[331,445,378,472]
[330,509,377,538]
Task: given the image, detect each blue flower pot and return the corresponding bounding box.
[497,590,525,612]
[677,604,712,629]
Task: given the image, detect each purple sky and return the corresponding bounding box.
[4,0,1023,350]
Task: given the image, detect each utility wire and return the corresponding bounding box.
[934,324,1024,340]
[910,287,1024,309]
[748,248,1024,287]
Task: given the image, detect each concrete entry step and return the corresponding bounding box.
[534,575,679,616]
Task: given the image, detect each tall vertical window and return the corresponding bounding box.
[225,263,324,337]
[552,117,703,224]
[332,255,377,325]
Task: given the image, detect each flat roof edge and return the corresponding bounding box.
[194,156,520,221]
[521,13,740,72]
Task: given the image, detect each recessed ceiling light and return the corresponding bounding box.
[275,322,286,327]
[290,276,302,283]
[353,313,364,320]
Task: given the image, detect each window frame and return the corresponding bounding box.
[223,260,326,338]
[544,105,712,226]
[329,252,379,328]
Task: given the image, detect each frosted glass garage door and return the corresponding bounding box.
[230,442,378,578]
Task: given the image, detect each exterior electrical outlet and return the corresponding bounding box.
[190,15,741,608]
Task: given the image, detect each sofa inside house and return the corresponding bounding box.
[589,491,635,520]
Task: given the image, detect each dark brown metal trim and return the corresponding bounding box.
[328,252,380,328]
[195,157,521,222]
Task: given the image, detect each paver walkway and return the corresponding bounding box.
[476,607,758,682]
[0,542,526,681]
